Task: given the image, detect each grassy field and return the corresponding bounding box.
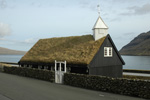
[123,75,150,80]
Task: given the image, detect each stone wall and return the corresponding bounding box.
[4,66,55,82]
[64,73,150,99]
[0,63,11,72]
[3,66,150,99]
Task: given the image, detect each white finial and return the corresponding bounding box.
[97,5,100,16]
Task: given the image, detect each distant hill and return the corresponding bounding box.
[0,47,26,55]
[120,31,150,56]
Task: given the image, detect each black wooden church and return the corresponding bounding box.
[19,14,125,78]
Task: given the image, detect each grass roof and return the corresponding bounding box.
[20,35,106,65]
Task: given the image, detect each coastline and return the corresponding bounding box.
[121,54,150,56]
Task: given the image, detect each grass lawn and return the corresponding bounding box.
[123,75,150,80]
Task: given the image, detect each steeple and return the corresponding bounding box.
[93,5,108,41]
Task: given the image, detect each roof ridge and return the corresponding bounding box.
[41,34,93,40]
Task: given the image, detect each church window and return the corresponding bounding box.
[104,47,113,57]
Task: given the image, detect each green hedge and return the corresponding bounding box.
[64,73,150,99]
[4,67,55,82]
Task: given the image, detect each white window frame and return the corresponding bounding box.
[104,47,113,57]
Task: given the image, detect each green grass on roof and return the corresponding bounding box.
[20,35,106,65]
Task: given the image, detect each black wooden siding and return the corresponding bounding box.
[89,36,123,78]
[89,66,122,78]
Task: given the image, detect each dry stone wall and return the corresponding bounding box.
[4,66,55,82]
[3,66,150,99]
[64,73,150,99]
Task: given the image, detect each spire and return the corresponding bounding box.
[92,5,109,41]
[93,5,108,29]
[92,16,108,29]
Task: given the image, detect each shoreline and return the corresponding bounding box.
[1,62,150,78]
[1,62,150,74]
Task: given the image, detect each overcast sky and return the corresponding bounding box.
[0,0,150,51]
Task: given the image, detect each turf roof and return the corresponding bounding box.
[20,35,106,65]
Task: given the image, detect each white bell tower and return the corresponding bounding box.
[93,5,108,41]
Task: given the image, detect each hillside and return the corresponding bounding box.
[120,31,150,56]
[0,47,26,55]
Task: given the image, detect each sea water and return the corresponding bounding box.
[122,56,150,70]
[0,55,23,63]
[0,55,150,70]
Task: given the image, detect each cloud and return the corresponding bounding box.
[0,37,38,50]
[110,17,121,22]
[111,0,136,3]
[0,38,37,51]
[31,1,42,8]
[79,1,90,8]
[0,0,17,9]
[121,3,150,16]
[24,38,38,44]
[0,0,7,9]
[78,0,99,11]
[114,32,136,40]
[0,22,11,37]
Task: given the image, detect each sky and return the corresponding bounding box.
[0,0,150,51]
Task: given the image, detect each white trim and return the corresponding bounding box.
[55,60,66,72]
[104,47,113,57]
[55,60,67,84]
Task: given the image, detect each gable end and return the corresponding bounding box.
[89,34,125,67]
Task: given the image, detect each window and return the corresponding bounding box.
[104,47,112,57]
[44,66,48,70]
[24,64,27,68]
[29,65,32,68]
[38,65,42,69]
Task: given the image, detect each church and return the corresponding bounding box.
[18,9,125,78]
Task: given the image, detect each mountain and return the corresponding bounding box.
[0,47,26,55]
[120,31,150,56]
